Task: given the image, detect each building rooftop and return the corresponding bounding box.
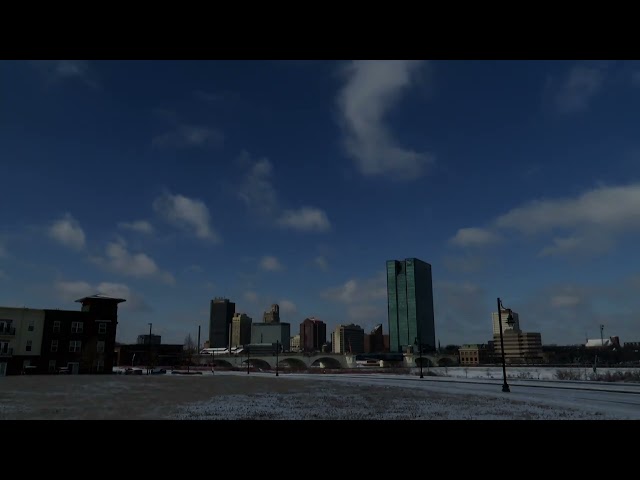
[75,294,126,303]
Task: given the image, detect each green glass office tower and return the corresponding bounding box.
[387,258,435,353]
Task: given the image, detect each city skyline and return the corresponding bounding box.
[3,60,640,346]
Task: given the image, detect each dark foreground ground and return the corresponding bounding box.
[0,373,619,419]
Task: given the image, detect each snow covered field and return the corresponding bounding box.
[2,370,639,420]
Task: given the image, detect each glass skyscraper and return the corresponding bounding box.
[386,258,435,353]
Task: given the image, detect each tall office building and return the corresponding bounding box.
[386,258,435,353]
[209,298,235,348]
[263,304,280,324]
[231,313,252,347]
[300,317,326,352]
[332,324,365,354]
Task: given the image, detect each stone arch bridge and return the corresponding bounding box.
[194,352,458,370]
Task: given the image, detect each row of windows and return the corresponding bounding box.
[50,340,105,353]
[51,321,107,334]
[47,360,104,372]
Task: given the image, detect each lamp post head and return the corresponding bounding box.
[506,310,515,327]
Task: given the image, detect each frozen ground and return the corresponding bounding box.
[2,371,639,419]
[423,366,640,381]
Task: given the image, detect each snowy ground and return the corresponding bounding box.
[424,366,640,381]
[2,370,639,419]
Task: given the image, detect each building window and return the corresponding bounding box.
[28,321,34,332]
[26,340,32,352]
[98,323,107,335]
[48,360,56,373]
[69,340,82,353]
[71,322,83,334]
[96,360,104,372]
[51,340,58,352]
[97,341,105,353]
[53,321,61,333]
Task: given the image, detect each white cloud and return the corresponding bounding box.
[153,191,220,243]
[91,240,175,284]
[452,182,640,257]
[337,60,433,180]
[495,184,640,234]
[314,256,329,270]
[278,207,331,232]
[551,294,582,308]
[449,227,501,247]
[31,60,99,89]
[152,125,223,149]
[237,152,279,217]
[118,220,154,234]
[322,272,387,305]
[237,151,332,233]
[279,300,297,315]
[54,280,150,311]
[259,256,283,272]
[553,64,606,114]
[48,213,86,250]
[244,291,259,303]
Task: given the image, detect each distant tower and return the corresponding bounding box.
[386,258,435,353]
[209,298,235,348]
[263,304,280,323]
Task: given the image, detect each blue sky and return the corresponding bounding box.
[2,59,640,347]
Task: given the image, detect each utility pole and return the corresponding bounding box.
[147,323,152,375]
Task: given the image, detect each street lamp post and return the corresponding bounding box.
[275,340,279,376]
[147,323,152,375]
[247,346,250,375]
[414,338,424,379]
[496,298,515,393]
[212,348,215,375]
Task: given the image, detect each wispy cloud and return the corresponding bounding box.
[90,239,175,284]
[259,256,284,272]
[48,213,86,251]
[278,299,297,315]
[152,125,224,149]
[153,191,220,243]
[237,152,279,217]
[337,60,433,180]
[31,60,100,89]
[244,291,259,303]
[322,272,387,324]
[552,63,607,114]
[54,280,151,312]
[237,151,332,233]
[449,227,501,248]
[278,207,331,233]
[118,220,154,235]
[314,255,329,271]
[450,182,640,257]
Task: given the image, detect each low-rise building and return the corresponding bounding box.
[492,331,543,364]
[459,344,490,366]
[290,334,300,352]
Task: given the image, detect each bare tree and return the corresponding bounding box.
[184,334,196,372]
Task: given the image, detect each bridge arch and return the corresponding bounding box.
[213,359,233,368]
[279,358,307,370]
[310,356,342,369]
[415,357,433,367]
[243,358,272,370]
[437,357,455,367]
